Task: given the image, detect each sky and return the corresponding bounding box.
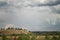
[0,0,60,31]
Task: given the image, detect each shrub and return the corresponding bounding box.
[30,35,36,40]
[51,35,58,40]
[2,34,7,40]
[18,34,30,40]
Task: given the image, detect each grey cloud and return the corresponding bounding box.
[0,1,8,7]
[50,6,60,14]
[7,0,60,8]
[43,25,60,31]
[1,0,60,8]
[27,0,60,7]
[0,1,16,28]
[5,0,60,8]
[0,0,60,31]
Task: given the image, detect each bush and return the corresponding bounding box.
[51,35,58,40]
[45,34,50,40]
[2,34,7,40]
[18,34,23,40]
[18,34,30,40]
[30,35,36,40]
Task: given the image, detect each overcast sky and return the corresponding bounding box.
[0,0,60,31]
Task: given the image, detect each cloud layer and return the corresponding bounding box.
[0,0,60,31]
[29,0,60,6]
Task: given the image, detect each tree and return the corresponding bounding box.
[30,35,36,40]
[2,34,7,40]
[18,34,22,40]
[51,35,58,40]
[18,34,30,40]
[22,34,30,40]
[45,34,50,40]
[57,32,60,40]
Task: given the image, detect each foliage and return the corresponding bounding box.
[18,34,23,40]
[30,35,36,40]
[45,34,50,40]
[1,32,60,40]
[22,34,30,40]
[51,35,58,40]
[18,34,30,40]
[2,34,7,40]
